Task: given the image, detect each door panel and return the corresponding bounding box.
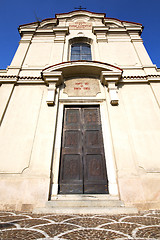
[83,107,108,194]
[62,155,82,180]
[64,131,81,148]
[85,130,102,147]
[59,106,108,194]
[60,154,83,194]
[65,109,81,129]
[85,155,105,180]
[59,108,83,194]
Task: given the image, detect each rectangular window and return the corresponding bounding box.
[71,43,92,61]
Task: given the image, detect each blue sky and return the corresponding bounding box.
[0,0,160,69]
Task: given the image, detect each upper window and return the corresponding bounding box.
[71,43,92,61]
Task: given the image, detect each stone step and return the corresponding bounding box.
[33,206,138,215]
[49,194,123,207]
[51,194,119,201]
[33,195,138,215]
[46,200,123,208]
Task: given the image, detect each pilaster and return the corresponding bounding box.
[8,34,35,76]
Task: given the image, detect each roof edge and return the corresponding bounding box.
[104,17,143,26]
[55,10,106,18]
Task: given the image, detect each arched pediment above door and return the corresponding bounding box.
[42,60,122,84]
[41,61,123,105]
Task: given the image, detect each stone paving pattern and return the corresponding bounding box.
[0,210,160,239]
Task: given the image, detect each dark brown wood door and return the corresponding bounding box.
[59,106,108,194]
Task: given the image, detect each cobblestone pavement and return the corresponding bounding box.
[0,210,160,239]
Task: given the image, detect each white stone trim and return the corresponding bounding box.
[100,101,118,196]
[51,102,64,195]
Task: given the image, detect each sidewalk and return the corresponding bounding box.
[0,210,160,239]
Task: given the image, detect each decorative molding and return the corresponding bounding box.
[92,27,109,42]
[101,71,122,106]
[53,27,69,43]
[1,73,160,85]
[17,77,44,84]
[0,75,44,84]
[19,76,42,80]
[100,71,122,85]
[123,75,160,80]
[42,71,63,85]
[18,27,38,37]
[42,71,63,105]
[125,25,143,35]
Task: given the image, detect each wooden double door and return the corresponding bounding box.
[58,106,108,194]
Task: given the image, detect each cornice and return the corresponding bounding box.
[104,17,142,26]
[0,75,45,84]
[34,27,69,34]
[123,74,160,79]
[18,24,39,37]
[19,26,69,36]
[92,26,109,34]
[52,27,69,34]
[0,75,17,83]
[103,18,143,35]
[39,18,58,28]
[122,75,160,83]
[1,73,160,85]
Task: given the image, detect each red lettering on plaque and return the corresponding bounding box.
[83,87,90,90]
[75,82,82,85]
[74,87,81,90]
[74,82,90,91]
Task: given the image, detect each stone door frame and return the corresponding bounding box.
[51,100,118,197]
[41,61,122,198]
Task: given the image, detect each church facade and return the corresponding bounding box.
[0,10,160,212]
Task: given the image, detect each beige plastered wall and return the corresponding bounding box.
[107,83,160,209]
[0,81,160,210]
[0,84,59,211]
[8,24,156,78]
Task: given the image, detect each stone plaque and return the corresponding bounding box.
[63,78,101,97]
[69,21,92,30]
